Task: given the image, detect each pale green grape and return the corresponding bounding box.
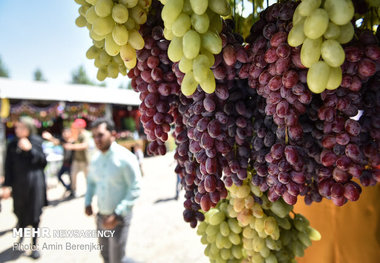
[297,231,312,247]
[324,0,354,25]
[75,0,87,5]
[92,16,114,36]
[85,0,96,4]
[124,56,136,69]
[269,200,292,219]
[95,0,113,18]
[128,29,144,50]
[326,66,342,90]
[208,0,231,16]
[161,0,184,25]
[337,22,354,44]
[97,67,108,81]
[228,232,241,246]
[307,61,330,93]
[321,39,345,67]
[93,39,105,48]
[120,0,138,8]
[75,15,87,27]
[190,0,208,15]
[220,221,230,237]
[209,211,226,226]
[105,35,121,56]
[107,63,119,78]
[163,27,174,40]
[201,30,222,54]
[292,5,304,25]
[228,218,242,234]
[265,253,278,263]
[119,64,127,76]
[208,10,223,33]
[131,5,147,25]
[120,43,136,63]
[193,54,210,82]
[181,71,198,96]
[183,30,201,59]
[235,185,250,199]
[172,13,191,37]
[304,8,329,39]
[231,245,243,259]
[191,13,210,34]
[112,24,129,45]
[124,16,136,30]
[79,5,89,17]
[138,0,151,9]
[288,19,305,47]
[197,221,208,235]
[86,6,99,24]
[298,0,321,16]
[86,45,100,59]
[168,36,183,62]
[264,217,278,236]
[300,37,322,68]
[306,226,321,241]
[220,248,231,260]
[99,50,112,65]
[183,0,192,15]
[324,22,341,39]
[199,72,216,94]
[112,4,129,24]
[179,57,193,73]
[90,30,105,41]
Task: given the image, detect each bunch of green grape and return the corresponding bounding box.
[74,0,150,80]
[225,177,321,263]
[158,0,231,96]
[197,201,245,263]
[287,0,355,94]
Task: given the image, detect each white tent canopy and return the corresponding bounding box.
[0,77,140,106]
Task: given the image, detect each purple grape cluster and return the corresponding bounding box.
[128,1,179,155]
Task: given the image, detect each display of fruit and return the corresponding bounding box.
[73,0,380,262]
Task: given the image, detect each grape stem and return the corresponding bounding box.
[285,126,289,145]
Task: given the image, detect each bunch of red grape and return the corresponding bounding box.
[128,1,180,155]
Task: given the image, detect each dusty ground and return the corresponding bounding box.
[0,152,208,263]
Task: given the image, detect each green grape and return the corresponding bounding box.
[79,5,90,17]
[86,45,100,59]
[112,24,129,45]
[107,63,119,78]
[183,30,201,59]
[172,13,191,37]
[119,64,127,75]
[85,0,96,4]
[233,198,245,213]
[208,0,231,16]
[191,13,210,34]
[120,43,135,62]
[190,0,208,15]
[259,246,270,258]
[209,211,226,226]
[297,231,312,247]
[275,216,291,230]
[99,50,112,65]
[112,25,129,46]
[138,0,151,9]
[321,39,345,67]
[200,49,215,66]
[206,224,219,237]
[265,237,281,251]
[300,37,322,68]
[197,221,208,235]
[237,209,254,227]
[193,54,210,82]
[324,0,354,25]
[293,214,310,232]
[208,11,223,33]
[324,22,341,39]
[90,30,105,41]
[235,185,250,199]
[92,16,114,36]
[297,0,321,17]
[252,203,264,218]
[121,0,138,8]
[105,35,121,56]
[304,8,329,39]
[183,0,192,15]
[75,15,87,27]
[337,22,354,44]
[291,241,305,258]
[306,226,321,241]
[161,0,184,25]
[250,185,263,197]
[227,204,238,218]
[269,200,292,219]
[242,227,256,239]
[75,0,87,5]
[220,248,231,260]
[245,195,254,209]
[251,252,265,263]
[97,67,108,81]
[199,70,215,93]
[168,36,183,62]
[93,39,105,48]
[124,16,136,30]
[201,30,222,54]
[219,202,228,214]
[163,27,174,40]
[113,54,123,64]
[228,232,241,245]
[254,217,265,234]
[264,217,278,236]
[216,232,226,249]
[85,7,98,24]
[287,20,305,47]
[252,236,266,252]
[220,221,230,237]
[231,245,243,259]
[181,71,198,96]
[124,56,136,69]
[265,253,278,263]
[204,244,211,256]
[128,29,144,50]
[95,0,113,18]
[112,4,129,24]
[325,66,342,90]
[228,219,242,234]
[307,61,330,93]
[131,5,147,24]
[201,234,208,245]
[94,57,102,68]
[207,233,217,243]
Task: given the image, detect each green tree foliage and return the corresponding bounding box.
[33,68,47,81]
[0,56,10,78]
[71,65,95,85]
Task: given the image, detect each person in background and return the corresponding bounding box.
[65,118,90,197]
[42,128,74,197]
[133,142,144,177]
[1,116,47,259]
[85,118,141,263]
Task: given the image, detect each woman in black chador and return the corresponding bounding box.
[3,116,47,259]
